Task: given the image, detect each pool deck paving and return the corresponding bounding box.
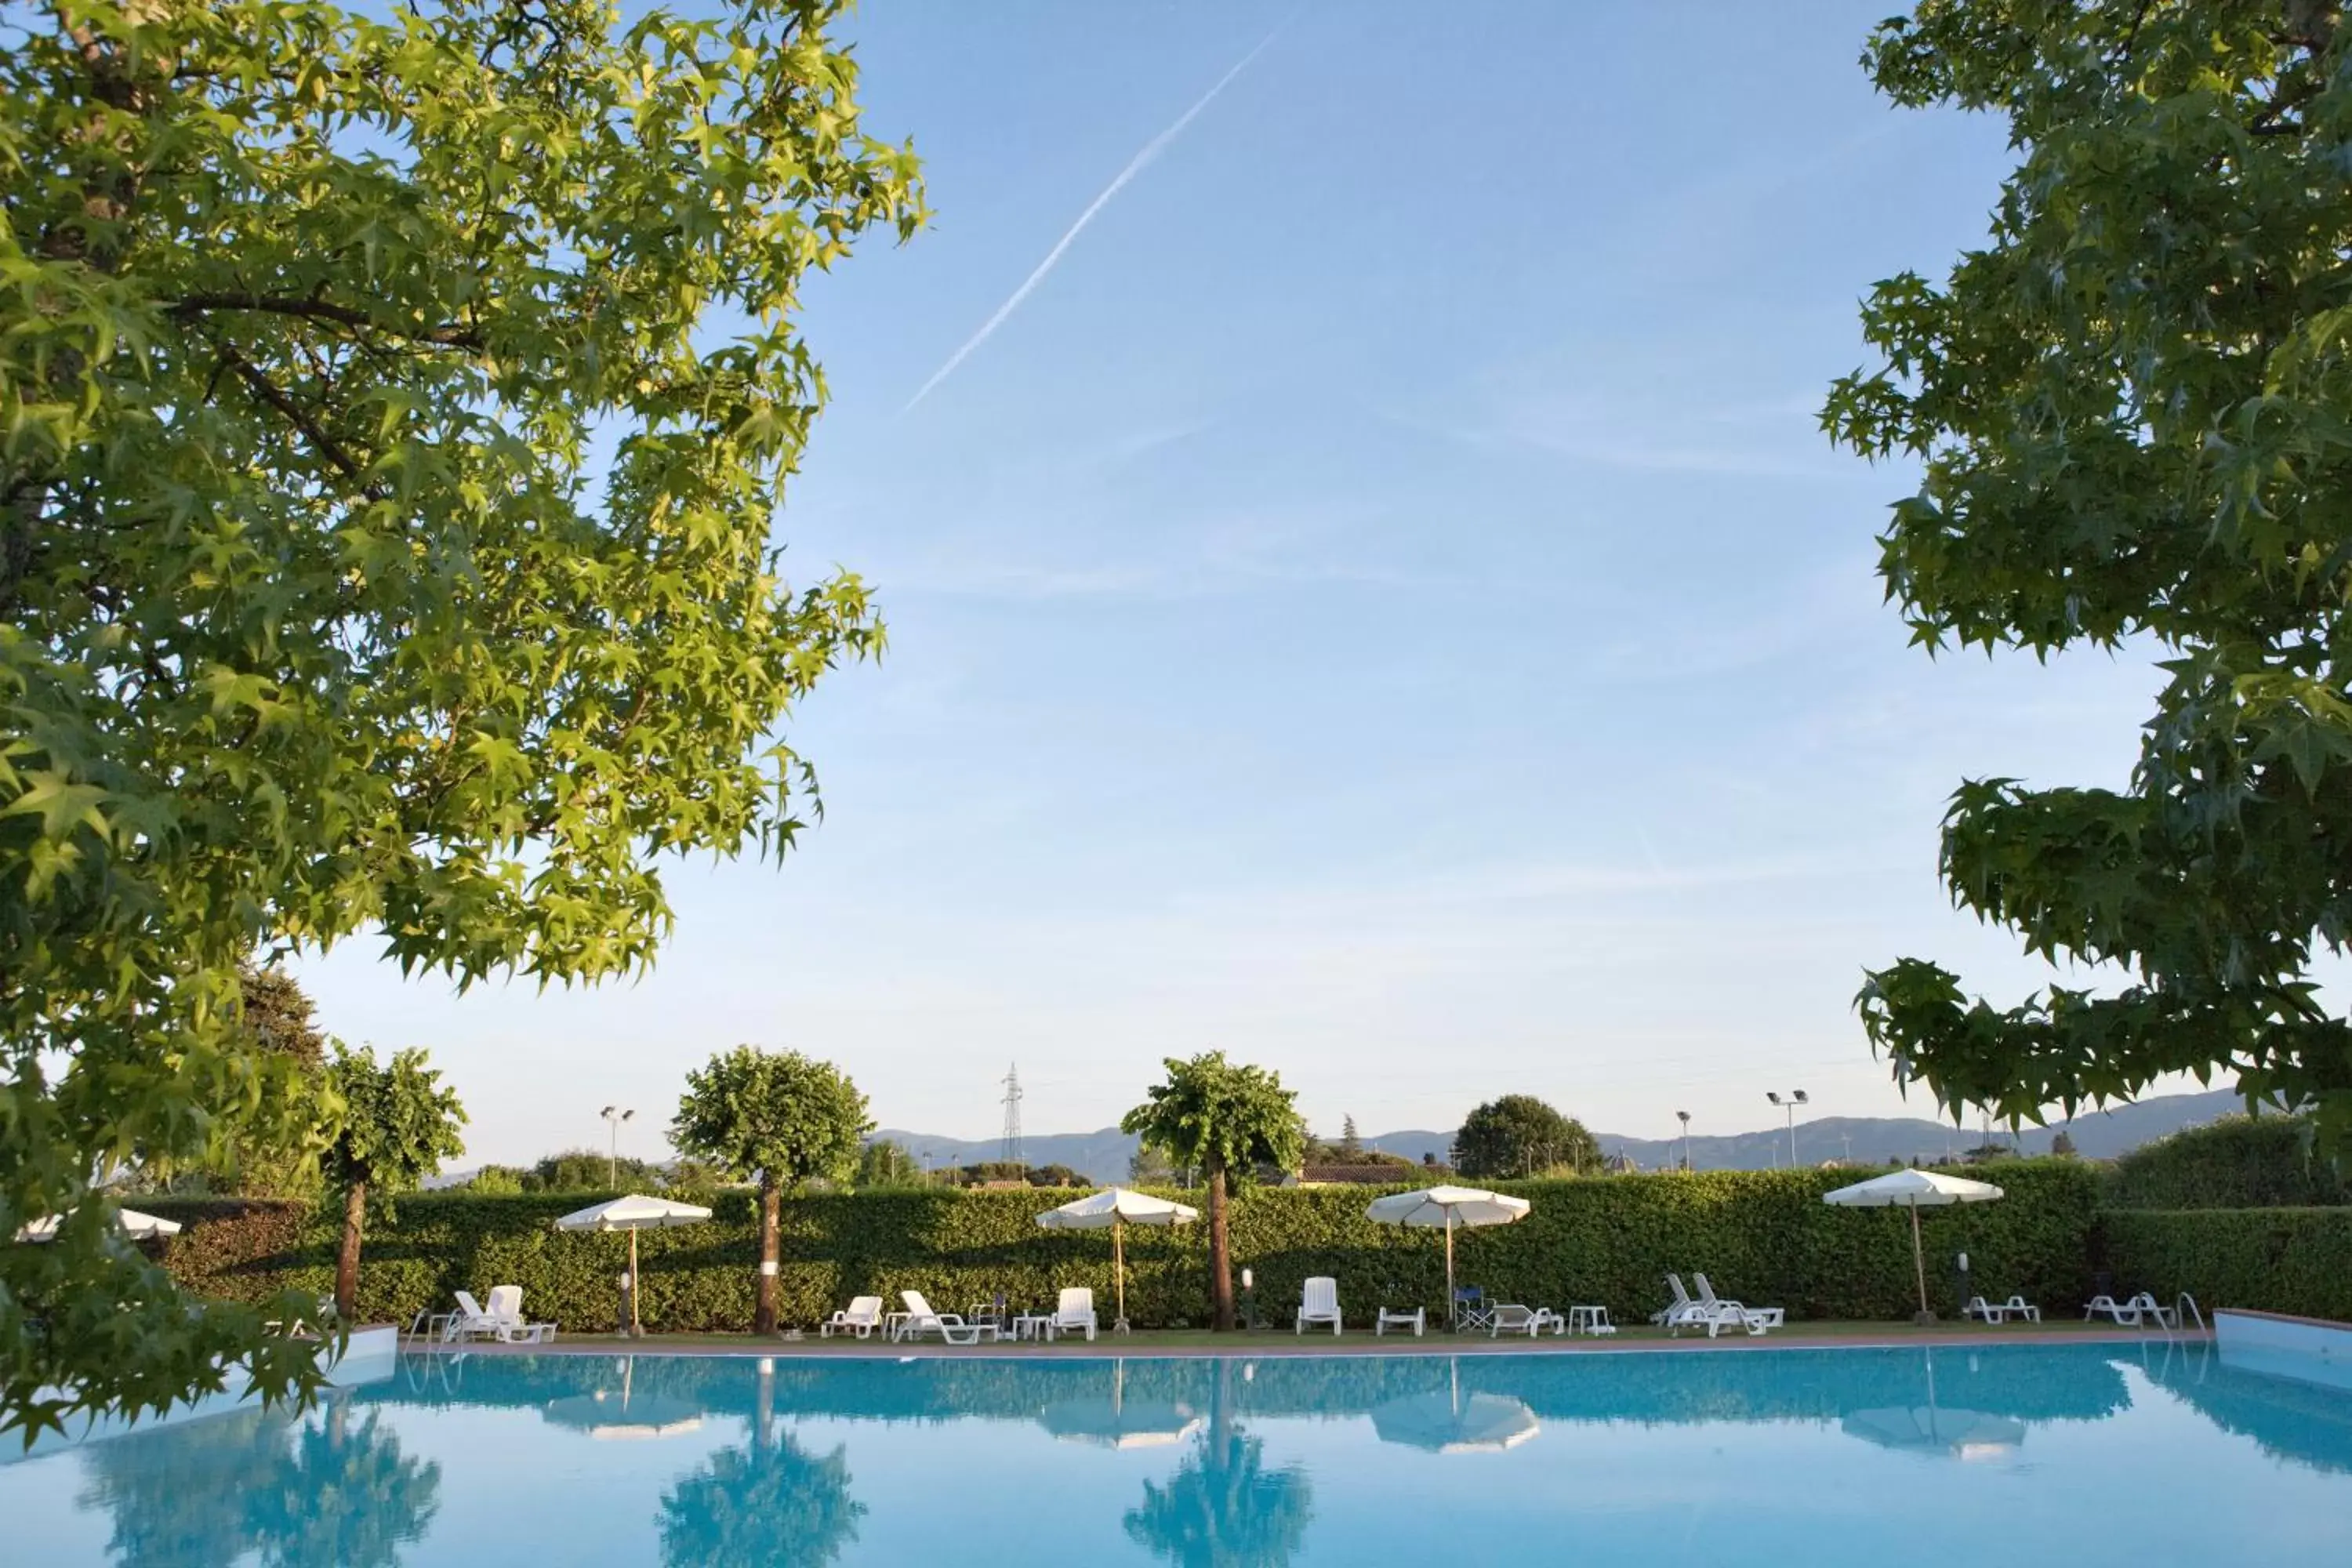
[405,1317,2203,1359]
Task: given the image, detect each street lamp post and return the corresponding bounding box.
[1766,1091,1808,1169]
[1675,1110,1691,1172]
[601,1105,635,1188]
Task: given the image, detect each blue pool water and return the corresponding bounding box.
[5,1341,2349,1566]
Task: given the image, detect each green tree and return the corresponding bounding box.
[1338,1115,1362,1160]
[1452,1095,1599,1179]
[2049,1130,2078,1160]
[1129,1142,1179,1185]
[468,1165,527,1196]
[671,1047,869,1334]
[853,1140,919,1189]
[0,0,920,1439]
[1122,1052,1305,1332]
[319,1046,466,1320]
[1826,3,2352,1154]
[523,1149,666,1193]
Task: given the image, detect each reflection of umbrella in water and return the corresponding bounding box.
[1842,1406,2025,1461]
[1370,1360,1539,1454]
[543,1357,705,1440]
[1841,1348,2023,1462]
[1040,1360,1203,1450]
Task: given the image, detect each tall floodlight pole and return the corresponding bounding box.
[1675,1110,1691,1172]
[601,1105,635,1188]
[1766,1091,1808,1169]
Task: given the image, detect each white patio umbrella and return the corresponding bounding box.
[1036,1186,1199,1333]
[554,1195,711,1338]
[1363,1185,1531,1323]
[14,1207,183,1243]
[1822,1169,2003,1322]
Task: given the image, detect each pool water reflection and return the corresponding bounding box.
[4,1341,2349,1566]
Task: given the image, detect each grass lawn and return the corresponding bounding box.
[419,1316,2174,1358]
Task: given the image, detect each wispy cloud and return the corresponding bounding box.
[902,27,1283,412]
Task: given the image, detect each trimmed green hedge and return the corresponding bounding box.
[2100,1207,2352,1321]
[143,1161,2104,1332]
[2103,1115,2348,1210]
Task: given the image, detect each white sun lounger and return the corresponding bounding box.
[894,1290,1000,1345]
[1653,1272,1709,1330]
[1488,1304,1564,1338]
[1051,1287,1099,1342]
[1681,1273,1780,1338]
[1376,1305,1426,1336]
[1298,1276,1343,1335]
[1965,1294,2042,1323]
[483,1284,556,1343]
[822,1295,885,1338]
[2085,1294,2146,1326]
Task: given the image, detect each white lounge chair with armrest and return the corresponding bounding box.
[2085,1294,2145,1326]
[895,1289,999,1345]
[484,1284,557,1343]
[822,1295,885,1339]
[1488,1303,1563,1338]
[1051,1287,1099,1342]
[443,1290,501,1343]
[1652,1273,1708,1330]
[1681,1273,1780,1338]
[1965,1294,2042,1323]
[1297,1276,1343,1335]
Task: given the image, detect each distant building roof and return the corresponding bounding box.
[1297,1164,1415,1186]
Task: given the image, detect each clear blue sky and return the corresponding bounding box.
[299,1,2172,1167]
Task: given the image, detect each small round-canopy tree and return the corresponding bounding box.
[320,1046,467,1320]
[1452,1095,1599,1180]
[1122,1052,1305,1333]
[672,1047,870,1334]
[0,0,920,1439]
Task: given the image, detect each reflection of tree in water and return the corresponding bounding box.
[658,1379,866,1568]
[1124,1364,1312,1568]
[76,1397,440,1568]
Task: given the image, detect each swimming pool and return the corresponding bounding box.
[5,1341,2347,1565]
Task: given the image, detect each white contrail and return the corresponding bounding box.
[903,28,1283,412]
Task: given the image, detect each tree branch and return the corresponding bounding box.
[219,344,376,492]
[167,293,483,349]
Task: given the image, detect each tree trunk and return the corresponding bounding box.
[755,1178,781,1335]
[335,1177,367,1321]
[1207,1164,1233,1332]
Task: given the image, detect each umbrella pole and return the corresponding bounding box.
[1909,1202,1932,1322]
[630,1226,642,1338]
[1115,1219,1128,1333]
[1445,1213,1456,1327]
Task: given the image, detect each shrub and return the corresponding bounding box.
[140,1161,2104,1331]
[2103,1115,2347,1210]
[2099,1208,2352,1321]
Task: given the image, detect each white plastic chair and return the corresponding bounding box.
[482,1284,555,1343]
[822,1296,884,1338]
[1051,1287,1099,1342]
[895,1290,997,1345]
[1375,1305,1425,1337]
[1298,1276,1342,1335]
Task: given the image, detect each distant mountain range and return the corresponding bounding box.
[871,1087,2250,1185]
